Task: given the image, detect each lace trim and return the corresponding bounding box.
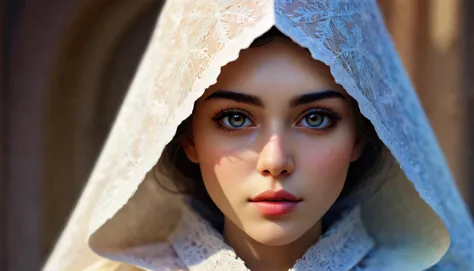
[88,1,275,236]
[168,205,374,271]
[292,207,374,271]
[108,244,187,271]
[170,207,248,271]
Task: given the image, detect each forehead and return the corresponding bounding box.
[202,39,346,99]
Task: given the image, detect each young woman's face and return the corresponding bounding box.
[184,39,362,246]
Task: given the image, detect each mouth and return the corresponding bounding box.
[249,190,302,216]
[250,189,302,202]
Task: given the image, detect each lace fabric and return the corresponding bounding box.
[274,1,474,269]
[108,205,374,271]
[43,1,474,270]
[44,1,275,270]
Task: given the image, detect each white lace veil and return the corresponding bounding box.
[44,1,474,270]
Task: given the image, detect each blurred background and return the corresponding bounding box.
[1,0,473,270]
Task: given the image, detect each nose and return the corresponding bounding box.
[257,135,295,177]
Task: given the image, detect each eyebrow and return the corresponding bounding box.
[204,89,345,107]
[289,90,346,107]
[205,90,263,106]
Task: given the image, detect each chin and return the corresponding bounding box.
[246,222,305,246]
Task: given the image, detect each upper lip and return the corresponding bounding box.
[250,190,301,202]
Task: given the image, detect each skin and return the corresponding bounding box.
[183,39,363,271]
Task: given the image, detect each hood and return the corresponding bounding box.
[44,1,474,270]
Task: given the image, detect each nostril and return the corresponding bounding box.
[261,169,288,176]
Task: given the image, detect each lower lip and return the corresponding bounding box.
[251,201,300,216]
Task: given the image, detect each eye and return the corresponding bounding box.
[213,110,254,129]
[297,109,340,129]
[222,113,250,128]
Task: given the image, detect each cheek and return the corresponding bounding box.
[199,145,251,184]
[195,140,255,213]
[194,130,252,175]
[192,119,254,199]
[297,132,356,190]
[301,140,353,173]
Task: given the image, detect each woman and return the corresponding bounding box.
[44,0,474,270]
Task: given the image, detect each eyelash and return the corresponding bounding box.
[212,109,254,133]
[211,108,341,132]
[295,108,341,131]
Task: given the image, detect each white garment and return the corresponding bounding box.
[107,205,374,271]
[43,1,474,270]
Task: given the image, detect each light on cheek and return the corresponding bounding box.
[213,149,255,171]
[301,144,353,177]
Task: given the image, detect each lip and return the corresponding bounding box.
[249,190,302,216]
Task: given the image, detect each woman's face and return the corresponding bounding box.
[184,39,362,246]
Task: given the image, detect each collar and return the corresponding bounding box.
[169,205,374,271]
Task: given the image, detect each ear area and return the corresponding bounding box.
[351,136,366,162]
[182,133,199,164]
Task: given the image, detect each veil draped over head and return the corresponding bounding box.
[44,0,474,270]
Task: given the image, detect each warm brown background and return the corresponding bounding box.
[1,0,473,270]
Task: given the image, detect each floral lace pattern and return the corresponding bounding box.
[109,244,187,271]
[275,0,474,269]
[43,1,474,270]
[74,204,373,271]
[44,1,274,270]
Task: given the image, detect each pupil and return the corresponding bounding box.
[230,114,244,126]
[307,114,322,126]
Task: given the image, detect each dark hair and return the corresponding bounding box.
[157,27,384,217]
